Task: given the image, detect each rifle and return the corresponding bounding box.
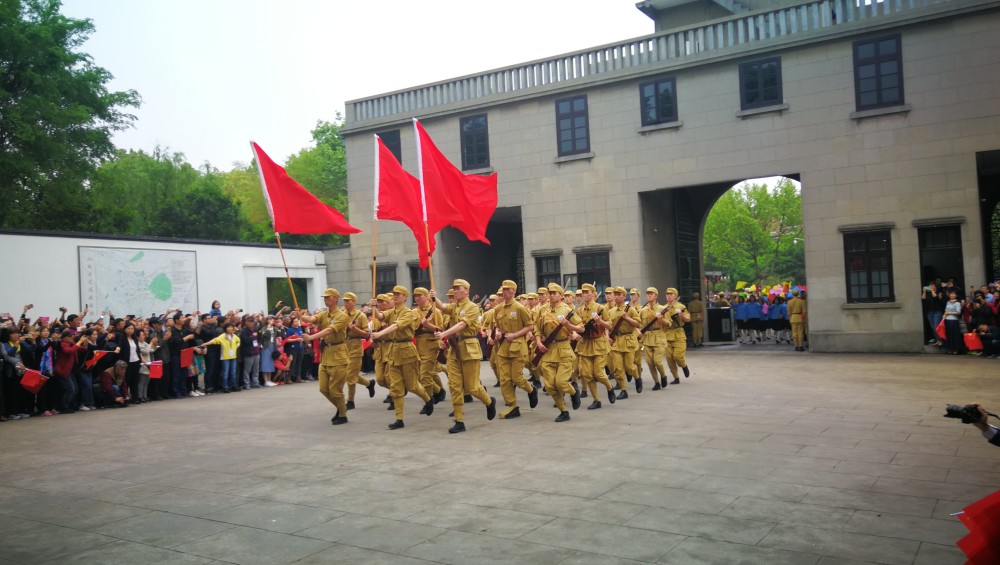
[581,306,605,339]
[530,305,581,367]
[638,304,669,334]
[608,301,631,345]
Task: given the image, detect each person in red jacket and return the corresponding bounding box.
[96,360,130,407]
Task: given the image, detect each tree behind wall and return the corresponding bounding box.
[703,178,805,285]
[0,0,140,230]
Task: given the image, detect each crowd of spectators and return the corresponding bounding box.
[922,279,1000,357]
[704,291,807,348]
[0,301,322,422]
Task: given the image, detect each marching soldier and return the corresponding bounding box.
[300,289,350,425]
[640,288,669,389]
[629,288,644,381]
[607,287,642,398]
[663,287,692,384]
[688,292,705,348]
[371,294,393,407]
[432,279,497,434]
[413,287,448,404]
[370,285,435,430]
[490,280,539,419]
[482,293,500,387]
[575,283,616,409]
[343,292,376,409]
[533,283,582,422]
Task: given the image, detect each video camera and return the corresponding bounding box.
[944,404,996,424]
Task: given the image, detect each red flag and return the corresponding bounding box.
[84,350,111,370]
[179,347,194,369]
[375,136,440,269]
[414,119,497,245]
[251,142,360,236]
[959,490,1000,564]
[148,361,163,379]
[20,369,48,394]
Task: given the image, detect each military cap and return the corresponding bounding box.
[446,289,456,297]
[665,287,679,295]
[392,285,409,296]
[489,294,499,301]
[791,289,799,295]
[692,292,701,299]
[575,289,583,295]
[612,286,626,294]
[646,287,659,294]
[516,294,525,300]
[547,282,565,294]
[451,279,470,289]
[564,291,574,297]
[526,293,538,299]
[630,288,640,295]
[501,280,517,291]
[321,288,340,297]
[537,287,549,294]
[343,292,358,301]
[376,293,390,301]
[580,283,597,292]
[413,287,429,297]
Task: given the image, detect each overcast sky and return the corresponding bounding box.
[60,0,653,170]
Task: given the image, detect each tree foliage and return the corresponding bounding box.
[0,0,140,229]
[703,178,805,284]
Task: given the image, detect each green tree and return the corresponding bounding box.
[0,0,140,229]
[703,178,804,284]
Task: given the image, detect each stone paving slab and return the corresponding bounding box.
[0,350,998,564]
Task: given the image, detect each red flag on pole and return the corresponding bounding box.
[20,369,48,394]
[84,350,112,370]
[179,347,194,369]
[413,119,497,245]
[250,142,360,235]
[374,136,442,269]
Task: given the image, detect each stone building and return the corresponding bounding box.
[328,0,1000,352]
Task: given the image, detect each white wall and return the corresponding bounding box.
[0,232,328,323]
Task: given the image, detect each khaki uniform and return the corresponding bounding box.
[663,301,688,379]
[640,303,668,382]
[576,302,614,399]
[315,309,349,416]
[443,298,491,422]
[787,296,806,348]
[608,303,641,391]
[534,302,580,413]
[372,314,388,390]
[483,308,500,382]
[688,298,705,346]
[413,303,445,397]
[344,309,371,400]
[384,304,431,420]
[492,300,536,412]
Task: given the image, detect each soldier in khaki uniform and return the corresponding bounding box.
[663,287,692,384]
[575,283,617,407]
[482,294,500,388]
[688,292,705,348]
[432,279,497,434]
[412,287,448,404]
[370,285,435,429]
[371,294,393,407]
[533,283,582,422]
[629,288,644,381]
[640,288,669,389]
[300,288,350,425]
[787,290,807,351]
[607,287,643,400]
[343,292,376,409]
[489,280,539,419]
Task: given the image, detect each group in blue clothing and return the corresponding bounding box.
[732,295,790,344]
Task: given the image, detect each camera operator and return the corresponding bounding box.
[977,323,1000,359]
[970,404,1000,447]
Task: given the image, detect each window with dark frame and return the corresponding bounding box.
[376,129,401,162]
[375,265,397,296]
[576,252,611,298]
[854,34,903,111]
[555,95,590,156]
[844,230,894,303]
[410,266,430,290]
[640,77,678,126]
[536,256,561,289]
[739,57,782,110]
[460,114,490,170]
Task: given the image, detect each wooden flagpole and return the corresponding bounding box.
[372,134,380,300]
[274,232,300,311]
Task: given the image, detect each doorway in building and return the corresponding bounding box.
[436,206,523,300]
[978,150,1000,282]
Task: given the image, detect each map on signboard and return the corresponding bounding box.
[79,247,198,317]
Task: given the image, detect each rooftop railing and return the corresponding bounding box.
[344,0,968,128]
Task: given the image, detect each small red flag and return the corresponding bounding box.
[148,361,163,379]
[251,142,361,236]
[179,347,194,368]
[375,137,439,269]
[20,369,48,394]
[958,490,1000,564]
[414,119,497,245]
[84,350,111,370]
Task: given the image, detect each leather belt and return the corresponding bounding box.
[326,340,345,346]
[388,338,413,343]
[459,336,479,341]
[552,338,568,343]
[347,336,364,340]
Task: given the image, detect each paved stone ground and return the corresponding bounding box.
[1,348,998,565]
